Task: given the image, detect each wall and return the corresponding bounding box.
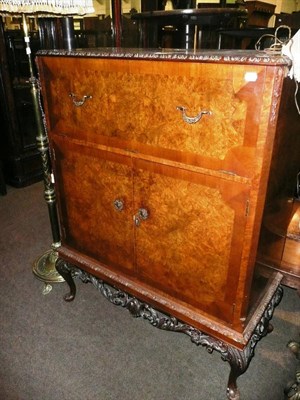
[93,0,142,15]
[92,0,110,15]
[281,0,299,13]
[122,0,141,13]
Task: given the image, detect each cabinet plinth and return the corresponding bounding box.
[37,48,299,399]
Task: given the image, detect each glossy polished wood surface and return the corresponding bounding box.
[37,48,292,347]
[41,56,279,180]
[54,139,135,273]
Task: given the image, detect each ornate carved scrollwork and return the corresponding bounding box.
[56,259,283,400]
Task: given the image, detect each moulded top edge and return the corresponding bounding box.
[36,48,291,67]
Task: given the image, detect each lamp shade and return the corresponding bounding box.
[0,0,95,16]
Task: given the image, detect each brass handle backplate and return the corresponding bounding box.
[177,106,211,124]
[134,208,149,227]
[69,92,92,107]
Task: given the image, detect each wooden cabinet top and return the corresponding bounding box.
[36,48,291,67]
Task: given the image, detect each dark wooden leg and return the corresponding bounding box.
[227,365,242,400]
[56,258,76,301]
[284,290,300,399]
[223,287,283,399]
[224,321,275,400]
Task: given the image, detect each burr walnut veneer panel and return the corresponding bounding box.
[53,136,250,324]
[41,56,278,180]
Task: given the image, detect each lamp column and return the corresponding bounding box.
[22,14,64,293]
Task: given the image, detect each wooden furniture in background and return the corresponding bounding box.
[36,48,300,399]
[257,193,300,291]
[218,0,280,50]
[132,7,247,49]
[0,20,42,187]
[245,1,275,27]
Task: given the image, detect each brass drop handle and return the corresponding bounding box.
[177,106,211,124]
[134,208,149,227]
[113,199,124,212]
[69,92,92,107]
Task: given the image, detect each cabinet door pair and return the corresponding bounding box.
[53,137,250,323]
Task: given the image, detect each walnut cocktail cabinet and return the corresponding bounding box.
[36,48,299,399]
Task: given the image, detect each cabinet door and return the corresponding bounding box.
[52,137,250,324]
[53,137,135,273]
[133,159,250,324]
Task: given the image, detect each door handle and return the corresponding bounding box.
[134,208,149,227]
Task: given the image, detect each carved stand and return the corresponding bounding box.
[56,259,283,400]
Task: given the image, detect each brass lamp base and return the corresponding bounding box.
[33,245,64,295]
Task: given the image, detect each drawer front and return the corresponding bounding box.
[39,56,272,178]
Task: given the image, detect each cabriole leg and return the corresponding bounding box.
[56,259,76,301]
[227,366,242,400]
[223,287,283,400]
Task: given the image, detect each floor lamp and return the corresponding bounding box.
[0,0,94,294]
